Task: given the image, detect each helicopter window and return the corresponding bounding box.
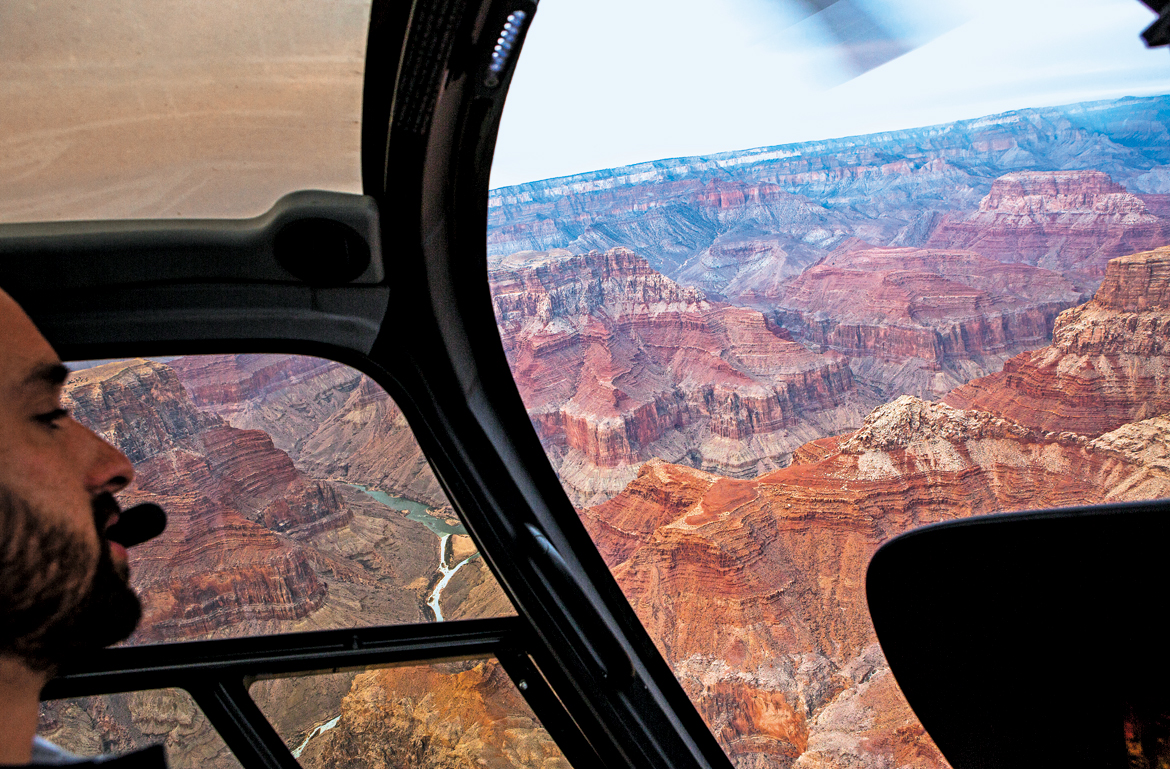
[248,661,570,767]
[488,0,1170,766]
[63,354,515,647]
[38,688,241,769]
[0,0,371,224]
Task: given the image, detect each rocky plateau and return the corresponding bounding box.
[489,96,1170,306]
[925,170,1170,285]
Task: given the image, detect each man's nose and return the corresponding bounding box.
[83,424,135,494]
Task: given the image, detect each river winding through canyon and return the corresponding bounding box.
[351,485,477,622]
[285,489,478,758]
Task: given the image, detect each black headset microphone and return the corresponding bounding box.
[104,503,167,548]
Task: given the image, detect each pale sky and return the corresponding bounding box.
[489,0,1170,189]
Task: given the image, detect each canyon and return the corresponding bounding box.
[490,246,872,504]
[488,95,1170,303]
[773,241,1084,399]
[62,357,453,642]
[39,249,1170,767]
[489,96,1170,422]
[944,246,1170,436]
[574,249,1170,768]
[302,662,569,769]
[169,354,448,508]
[42,354,522,768]
[296,248,1170,769]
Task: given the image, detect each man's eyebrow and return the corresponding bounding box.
[23,362,71,388]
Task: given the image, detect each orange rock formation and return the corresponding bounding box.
[944,246,1170,436]
[580,248,1170,768]
[310,662,568,769]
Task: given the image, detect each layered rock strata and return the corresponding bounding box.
[944,247,1170,436]
[489,96,1170,306]
[775,242,1083,399]
[169,354,358,450]
[38,690,239,769]
[577,250,1170,767]
[170,354,448,508]
[51,356,527,766]
[308,662,569,769]
[65,359,443,642]
[65,361,332,640]
[586,394,1170,768]
[926,170,1169,283]
[491,247,870,504]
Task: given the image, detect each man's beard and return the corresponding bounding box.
[0,489,141,671]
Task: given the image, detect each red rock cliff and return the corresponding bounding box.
[169,354,448,509]
[65,359,346,641]
[944,246,1170,436]
[491,247,867,504]
[776,242,1083,399]
[926,170,1169,281]
[588,392,1170,768]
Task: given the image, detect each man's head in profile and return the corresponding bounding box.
[0,286,141,763]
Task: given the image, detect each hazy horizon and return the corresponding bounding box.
[487,91,1168,192]
[490,0,1170,189]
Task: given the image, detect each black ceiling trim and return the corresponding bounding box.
[0,191,385,289]
[41,303,385,357]
[361,0,414,198]
[497,648,606,767]
[391,0,470,138]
